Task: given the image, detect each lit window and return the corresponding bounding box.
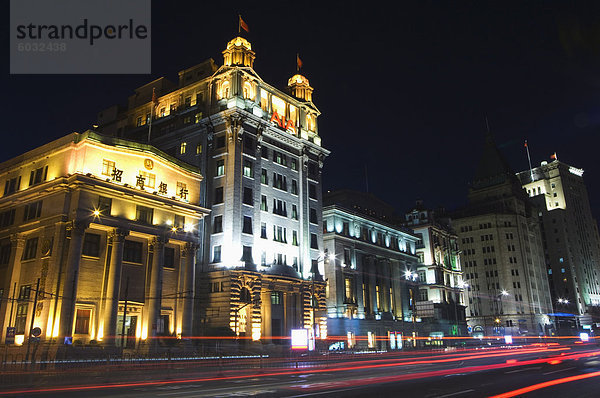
[196,143,202,155]
[260,89,269,111]
[216,159,225,176]
[243,81,254,100]
[180,142,187,154]
[74,309,91,334]
[220,81,230,99]
[213,245,221,263]
[271,96,286,117]
[243,159,253,177]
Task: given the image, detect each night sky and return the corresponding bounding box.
[4,2,600,220]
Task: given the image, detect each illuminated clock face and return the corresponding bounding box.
[144,159,154,170]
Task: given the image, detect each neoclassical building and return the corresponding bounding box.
[98,36,330,342]
[0,131,209,346]
[404,202,467,337]
[452,133,553,336]
[322,190,421,349]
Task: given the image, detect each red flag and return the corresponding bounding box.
[524,140,528,148]
[550,152,557,160]
[152,87,158,107]
[297,53,303,70]
[239,15,249,33]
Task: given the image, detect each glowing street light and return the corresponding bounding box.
[501,290,509,296]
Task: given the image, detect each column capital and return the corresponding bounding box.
[67,219,89,236]
[182,241,199,258]
[10,233,25,246]
[151,234,169,249]
[109,227,129,243]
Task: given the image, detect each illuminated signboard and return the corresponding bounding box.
[580,332,590,342]
[270,110,295,134]
[504,335,513,344]
[291,328,308,350]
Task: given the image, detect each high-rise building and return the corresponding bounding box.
[0,132,209,346]
[517,159,600,328]
[98,36,330,342]
[452,134,553,336]
[404,202,467,337]
[322,190,420,350]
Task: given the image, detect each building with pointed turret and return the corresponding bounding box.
[98,36,330,343]
[452,134,553,337]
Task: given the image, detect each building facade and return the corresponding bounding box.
[404,202,467,337]
[0,132,209,346]
[517,159,600,329]
[452,134,553,336]
[98,36,330,342]
[322,190,422,349]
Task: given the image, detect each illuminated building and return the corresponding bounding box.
[404,201,467,337]
[98,36,330,342]
[0,132,209,346]
[322,190,421,350]
[452,133,552,336]
[517,159,600,329]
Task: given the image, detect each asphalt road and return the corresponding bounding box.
[3,343,600,397]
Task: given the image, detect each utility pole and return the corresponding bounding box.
[25,278,40,364]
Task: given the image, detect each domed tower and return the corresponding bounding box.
[288,74,313,102]
[222,37,255,68]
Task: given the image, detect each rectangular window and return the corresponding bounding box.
[261,223,267,239]
[180,142,187,154]
[243,159,253,177]
[214,186,223,204]
[292,204,298,220]
[196,143,202,155]
[123,240,143,264]
[261,195,268,211]
[28,166,47,186]
[292,230,298,246]
[291,180,298,195]
[242,216,253,234]
[344,248,352,266]
[261,146,269,159]
[243,187,253,205]
[174,214,185,228]
[0,209,15,227]
[271,291,282,305]
[4,176,20,195]
[273,150,287,166]
[261,168,268,185]
[136,205,153,224]
[138,171,156,189]
[82,233,101,257]
[164,247,175,268]
[74,309,91,334]
[242,246,253,265]
[215,159,225,176]
[15,303,28,334]
[213,245,222,263]
[98,196,112,216]
[243,136,254,154]
[213,215,223,233]
[23,201,42,221]
[310,233,319,250]
[309,183,317,199]
[310,208,318,224]
[291,158,297,171]
[216,135,226,149]
[0,241,11,265]
[419,289,429,301]
[22,237,38,260]
[273,173,287,191]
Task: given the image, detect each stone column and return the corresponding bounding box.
[58,220,88,340]
[382,261,391,313]
[0,234,25,343]
[147,234,168,343]
[181,242,197,338]
[368,257,378,314]
[102,228,129,346]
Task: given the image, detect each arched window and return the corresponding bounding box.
[220,81,230,99]
[243,81,254,100]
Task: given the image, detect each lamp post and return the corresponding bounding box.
[495,290,509,335]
